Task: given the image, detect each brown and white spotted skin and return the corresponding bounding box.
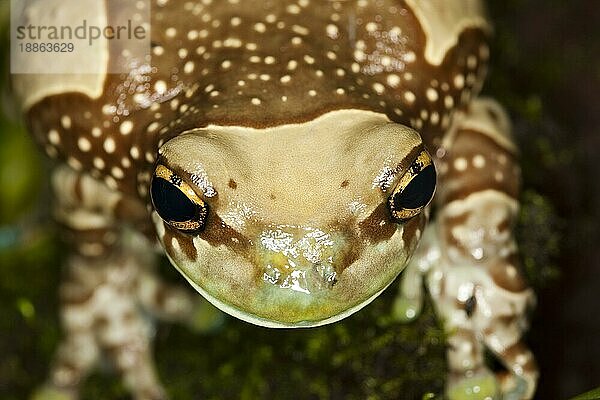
[13,0,537,399]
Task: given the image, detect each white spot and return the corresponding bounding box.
[326,24,339,39]
[130,146,140,159]
[454,74,465,89]
[308,89,317,97]
[286,4,301,14]
[403,91,416,104]
[254,22,266,33]
[187,30,198,40]
[153,44,165,56]
[402,51,416,63]
[67,157,82,171]
[111,166,125,179]
[389,26,402,37]
[454,157,468,171]
[365,22,378,32]
[386,74,401,88]
[104,175,118,190]
[251,97,261,105]
[48,129,60,145]
[473,155,486,168]
[426,88,439,102]
[280,75,291,83]
[183,61,195,74]
[119,120,133,135]
[372,82,385,94]
[103,137,116,153]
[61,115,72,129]
[353,49,366,62]
[93,157,105,169]
[221,60,232,69]
[292,25,309,36]
[165,27,177,38]
[77,137,92,152]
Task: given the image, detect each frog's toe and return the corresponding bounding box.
[186,298,227,334]
[446,371,500,400]
[391,295,422,323]
[30,385,74,400]
[497,372,530,400]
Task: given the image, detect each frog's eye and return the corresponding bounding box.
[150,165,208,234]
[388,151,437,222]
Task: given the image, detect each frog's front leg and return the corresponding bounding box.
[396,99,538,399]
[34,166,167,400]
[436,98,538,399]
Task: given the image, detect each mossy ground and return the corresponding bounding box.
[1,0,598,399]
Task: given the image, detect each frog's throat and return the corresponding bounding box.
[165,250,392,328]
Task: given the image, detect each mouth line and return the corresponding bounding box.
[166,245,396,329]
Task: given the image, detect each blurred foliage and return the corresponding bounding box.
[570,387,600,400]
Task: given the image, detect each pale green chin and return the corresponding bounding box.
[168,251,394,328]
[158,224,413,328]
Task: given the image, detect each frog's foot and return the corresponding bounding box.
[487,338,538,400]
[447,369,500,400]
[392,222,439,323]
[496,371,533,400]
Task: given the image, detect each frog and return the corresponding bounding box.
[12,0,538,399]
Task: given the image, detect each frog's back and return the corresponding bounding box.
[15,0,490,197]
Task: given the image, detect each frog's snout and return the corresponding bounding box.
[255,226,355,295]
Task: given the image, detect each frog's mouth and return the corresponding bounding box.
[152,209,427,328]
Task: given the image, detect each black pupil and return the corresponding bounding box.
[151,177,197,222]
[393,165,436,210]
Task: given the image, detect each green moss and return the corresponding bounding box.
[152,284,446,400]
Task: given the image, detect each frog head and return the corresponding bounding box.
[150,109,436,327]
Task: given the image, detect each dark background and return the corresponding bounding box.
[0,0,598,399]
